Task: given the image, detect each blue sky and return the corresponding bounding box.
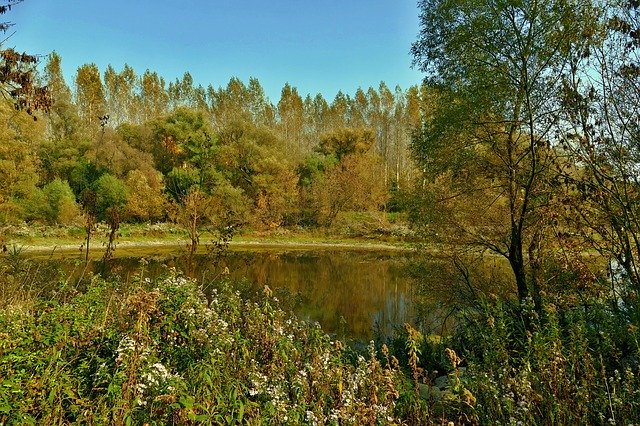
[7,0,424,102]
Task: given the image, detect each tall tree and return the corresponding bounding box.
[302,93,329,149]
[326,91,350,129]
[103,64,136,126]
[312,127,385,226]
[168,72,195,110]
[43,52,78,141]
[411,0,594,304]
[560,0,640,307]
[209,77,250,129]
[351,87,369,128]
[277,83,304,153]
[137,69,168,123]
[75,63,105,130]
[376,82,395,187]
[0,101,45,222]
[247,77,272,126]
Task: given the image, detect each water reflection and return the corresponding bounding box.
[408,253,516,334]
[21,245,514,340]
[26,246,418,341]
[219,250,414,341]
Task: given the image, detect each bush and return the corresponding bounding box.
[93,174,128,221]
[0,268,404,424]
[43,179,82,224]
[393,295,640,424]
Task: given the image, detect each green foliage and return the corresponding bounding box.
[42,179,80,224]
[93,173,128,221]
[452,298,640,425]
[75,63,106,132]
[165,166,200,203]
[318,127,375,160]
[207,181,251,227]
[297,152,338,187]
[123,169,166,222]
[151,107,212,175]
[0,268,403,424]
[38,138,90,183]
[21,178,80,224]
[69,160,103,198]
[0,50,426,233]
[385,291,640,424]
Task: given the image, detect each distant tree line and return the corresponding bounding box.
[0,52,427,231]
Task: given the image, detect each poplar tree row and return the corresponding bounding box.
[0,52,426,230]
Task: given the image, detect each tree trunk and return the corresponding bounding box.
[509,221,528,302]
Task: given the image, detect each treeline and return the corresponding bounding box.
[0,53,425,230]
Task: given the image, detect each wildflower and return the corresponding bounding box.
[305,410,319,426]
[115,336,138,363]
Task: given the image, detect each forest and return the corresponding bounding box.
[3,0,640,424]
[0,52,424,236]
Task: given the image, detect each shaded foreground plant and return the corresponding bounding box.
[395,294,640,425]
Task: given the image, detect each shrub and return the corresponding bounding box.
[0,268,404,424]
[93,174,128,221]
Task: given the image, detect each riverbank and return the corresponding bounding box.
[1,222,424,259]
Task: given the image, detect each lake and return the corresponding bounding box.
[25,243,422,341]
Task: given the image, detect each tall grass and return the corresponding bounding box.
[390,294,640,425]
[3,250,640,424]
[0,264,403,424]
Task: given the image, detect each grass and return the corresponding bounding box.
[3,231,640,424]
[0,265,406,425]
[2,222,419,259]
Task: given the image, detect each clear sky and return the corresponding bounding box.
[6,0,424,103]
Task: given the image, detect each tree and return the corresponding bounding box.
[104,64,136,126]
[208,77,251,130]
[277,83,304,154]
[351,88,369,128]
[326,91,350,129]
[318,127,375,160]
[376,82,395,186]
[305,127,385,226]
[24,178,81,224]
[247,77,272,126]
[216,120,295,228]
[302,93,329,150]
[150,107,212,175]
[43,52,79,141]
[75,63,106,130]
[559,0,640,311]
[0,100,44,222]
[411,0,594,304]
[0,0,50,117]
[168,72,195,110]
[316,153,387,226]
[93,172,129,263]
[137,69,168,123]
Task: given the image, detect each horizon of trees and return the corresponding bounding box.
[0,51,427,232]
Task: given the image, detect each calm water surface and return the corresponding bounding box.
[32,245,420,341]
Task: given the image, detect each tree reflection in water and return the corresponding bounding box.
[27,247,512,341]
